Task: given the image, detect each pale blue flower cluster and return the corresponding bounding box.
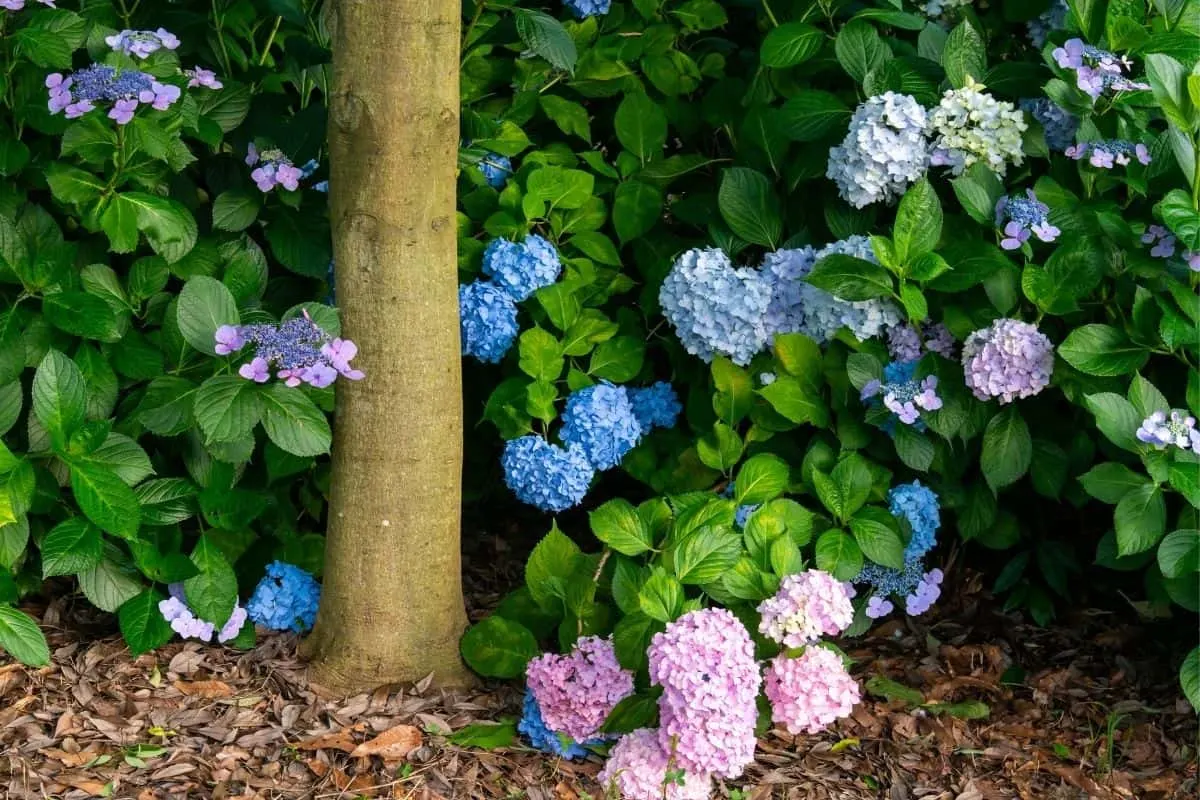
[246,561,321,633]
[560,382,644,470]
[889,481,940,561]
[735,503,760,528]
[563,0,611,18]
[827,93,930,208]
[502,436,594,512]
[482,235,563,302]
[518,692,593,759]
[1021,98,1078,152]
[627,382,682,431]
[802,237,903,342]
[459,281,519,363]
[477,152,511,188]
[1027,0,1068,47]
[659,248,772,366]
[761,246,817,343]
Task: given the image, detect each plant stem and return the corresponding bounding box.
[761,0,780,27]
[259,16,283,66]
[461,1,486,65]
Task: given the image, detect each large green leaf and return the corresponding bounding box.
[184,536,238,627]
[589,499,653,556]
[1113,483,1166,556]
[1158,530,1200,579]
[194,376,262,444]
[119,192,199,263]
[460,616,539,678]
[980,407,1032,492]
[1059,325,1149,377]
[893,179,942,264]
[671,526,741,584]
[718,167,782,248]
[0,606,50,666]
[807,254,894,300]
[513,9,578,73]
[41,517,103,578]
[177,276,241,356]
[118,589,174,655]
[259,384,331,457]
[761,22,824,68]
[525,523,581,612]
[32,350,87,446]
[70,459,141,539]
[614,93,668,160]
[734,454,790,505]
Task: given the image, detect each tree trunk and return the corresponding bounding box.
[303,0,472,691]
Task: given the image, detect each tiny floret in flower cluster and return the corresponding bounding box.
[597,728,711,800]
[905,568,945,615]
[1136,410,1200,454]
[159,584,247,644]
[1020,98,1078,152]
[764,649,861,735]
[757,570,855,648]
[887,323,956,363]
[1052,39,1149,99]
[525,636,634,743]
[46,65,180,122]
[476,152,511,188]
[995,190,1060,250]
[501,436,594,512]
[627,382,682,431]
[247,143,304,192]
[517,692,591,759]
[106,28,180,58]
[459,281,519,364]
[1065,140,1151,169]
[482,235,563,302]
[861,360,943,426]
[961,318,1054,403]
[827,92,930,208]
[245,561,321,633]
[1142,225,1200,270]
[563,0,612,19]
[560,382,643,470]
[929,79,1027,176]
[216,313,364,389]
[858,559,926,612]
[647,608,762,779]
[659,248,772,365]
[185,66,223,89]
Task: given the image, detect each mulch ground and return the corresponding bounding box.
[1,534,1196,800]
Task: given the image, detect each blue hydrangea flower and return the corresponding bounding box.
[459,281,519,363]
[560,382,643,470]
[518,692,592,759]
[627,382,681,431]
[735,504,760,528]
[1027,0,1068,47]
[246,561,321,633]
[761,246,818,343]
[502,436,594,512]
[483,235,563,302]
[1020,98,1078,152]
[861,360,943,429]
[888,481,940,561]
[477,152,511,188]
[563,0,611,19]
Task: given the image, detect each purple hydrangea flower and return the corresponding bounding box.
[865,595,894,618]
[1136,410,1200,454]
[904,568,944,615]
[1065,140,1151,168]
[886,323,956,362]
[862,360,943,426]
[238,357,271,383]
[1143,225,1177,259]
[106,28,180,58]
[185,66,223,89]
[765,648,861,735]
[961,318,1054,404]
[229,313,363,388]
[1020,98,1078,152]
[108,98,138,124]
[2,0,58,10]
[501,435,594,512]
[159,585,248,644]
[1051,38,1149,99]
[214,325,246,355]
[995,190,1060,250]
[139,81,182,111]
[525,636,634,742]
[46,64,177,123]
[249,146,304,192]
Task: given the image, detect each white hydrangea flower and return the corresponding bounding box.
[929,78,1027,176]
[827,92,930,208]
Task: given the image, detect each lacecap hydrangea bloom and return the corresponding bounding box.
[1136,410,1200,454]
[159,584,247,644]
[459,281,519,363]
[245,561,321,633]
[501,436,594,512]
[517,692,592,759]
[1065,140,1151,169]
[106,28,180,58]
[861,360,943,426]
[597,728,711,800]
[757,570,855,648]
[889,481,940,561]
[1027,0,1068,47]
[47,65,181,122]
[827,92,930,208]
[764,648,861,735]
[476,152,511,188]
[1052,39,1149,99]
[482,235,563,302]
[761,245,817,343]
[858,560,944,618]
[648,608,762,779]
[247,143,304,192]
[1021,98,1078,152]
[659,248,772,365]
[560,382,643,470]
[563,0,612,19]
[929,79,1027,176]
[525,635,634,742]
[627,382,682,431]
[961,318,1054,403]
[802,237,903,342]
[215,313,364,388]
[995,190,1060,249]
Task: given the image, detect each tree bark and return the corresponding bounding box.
[303,0,472,691]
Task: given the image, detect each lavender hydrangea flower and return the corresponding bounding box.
[1052,39,1149,99]
[239,357,270,383]
[160,584,248,644]
[886,323,956,362]
[482,235,563,302]
[560,382,643,470]
[563,0,612,19]
[108,98,137,124]
[866,595,894,617]
[961,318,1054,403]
[517,692,593,759]
[659,248,772,365]
[185,66,223,90]
[106,28,180,58]
[459,281,519,363]
[1136,410,1200,454]
[46,64,180,123]
[765,649,861,735]
[995,190,1060,250]
[597,728,711,800]
[827,92,930,208]
[627,382,682,431]
[476,152,511,188]
[224,313,364,388]
[1027,0,1068,47]
[247,145,304,192]
[502,436,594,512]
[904,568,944,615]
[525,636,634,742]
[861,360,943,426]
[757,570,855,648]
[761,245,817,343]
[1020,99,1078,152]
[1143,225,1178,259]
[857,559,926,607]
[1065,140,1151,168]
[1,0,58,10]
[214,325,245,355]
[929,79,1027,176]
[246,561,321,632]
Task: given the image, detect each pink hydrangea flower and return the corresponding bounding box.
[214,325,245,355]
[757,570,855,648]
[764,648,861,735]
[320,338,365,380]
[596,728,711,800]
[525,636,634,742]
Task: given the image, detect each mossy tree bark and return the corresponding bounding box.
[303,0,472,691]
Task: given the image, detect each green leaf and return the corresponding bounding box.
[639,566,683,622]
[518,328,563,382]
[447,720,519,748]
[589,336,644,382]
[894,424,935,471]
[835,20,891,83]
[760,375,828,427]
[177,276,240,356]
[525,524,582,612]
[0,312,24,386]
[119,193,199,263]
[45,163,105,204]
[460,616,539,678]
[712,357,753,425]
[1078,462,1148,504]
[1059,325,1149,377]
[44,291,123,343]
[1170,462,1200,509]
[91,434,154,486]
[950,163,1005,224]
[815,529,864,580]
[761,22,824,68]
[850,508,905,569]
[513,9,578,73]
[778,91,851,142]
[211,190,261,232]
[70,459,141,539]
[735,454,789,505]
[613,611,662,672]
[1128,374,1169,419]
[539,95,590,141]
[893,179,942,264]
[672,526,741,584]
[0,518,29,568]
[599,693,660,736]
[866,676,925,705]
[1114,483,1166,556]
[1085,393,1142,452]
[135,478,198,526]
[41,517,103,578]
[615,94,668,161]
[185,536,238,627]
[33,350,87,445]
[1181,646,1200,712]
[980,407,1032,492]
[697,422,743,470]
[612,181,663,244]
[942,20,987,88]
[831,454,874,519]
[0,606,50,666]
[118,589,174,655]
[1155,188,1200,250]
[589,499,653,556]
[260,384,331,457]
[194,376,262,445]
[79,550,143,612]
[1158,530,1200,578]
[718,167,782,248]
[807,254,894,301]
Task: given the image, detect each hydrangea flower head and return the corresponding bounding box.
[889,481,940,561]
[995,190,1060,249]
[761,246,818,343]
[647,608,761,779]
[765,649,860,735]
[160,584,248,643]
[185,66,223,90]
[1143,225,1178,259]
[1027,0,1068,47]
[757,570,855,648]
[563,0,612,19]
[597,728,712,800]
[229,314,363,388]
[857,559,926,608]
[905,567,944,615]
[628,382,682,431]
[46,64,178,123]
[861,360,943,426]
[476,152,511,188]
[517,692,592,759]
[961,318,1053,403]
[525,636,634,742]
[929,79,1027,176]
[1065,140,1151,168]
[459,281,519,363]
[245,561,321,632]
[1136,410,1200,454]
[482,235,562,302]
[804,237,904,342]
[887,323,955,362]
[502,436,594,512]
[248,146,303,192]
[827,92,930,208]
[106,28,180,58]
[659,248,772,365]
[1021,98,1078,152]
[560,382,643,470]
[1052,39,1149,98]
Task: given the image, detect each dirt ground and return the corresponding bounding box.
[1,535,1196,800]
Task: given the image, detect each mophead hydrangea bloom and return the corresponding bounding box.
[889,481,941,561]
[961,318,1054,403]
[1020,98,1078,152]
[106,28,180,58]
[46,65,181,122]
[659,248,772,366]
[525,635,634,742]
[758,570,855,648]
[482,235,563,302]
[476,152,511,188]
[1052,39,1149,98]
[764,649,861,735]
[761,246,818,343]
[245,561,321,633]
[929,79,1027,176]
[995,190,1060,250]
[459,281,519,364]
[1065,140,1151,169]
[827,92,929,208]
[159,584,247,644]
[560,382,643,470]
[886,323,956,363]
[501,436,594,512]
[564,0,612,18]
[803,237,903,342]
[517,691,592,759]
[597,728,712,800]
[1136,410,1200,454]
[648,608,762,779]
[628,382,682,431]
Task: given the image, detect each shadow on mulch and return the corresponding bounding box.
[1,532,1196,800]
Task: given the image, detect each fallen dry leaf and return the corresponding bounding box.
[173,679,234,698]
[39,746,101,767]
[296,723,366,753]
[349,723,422,762]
